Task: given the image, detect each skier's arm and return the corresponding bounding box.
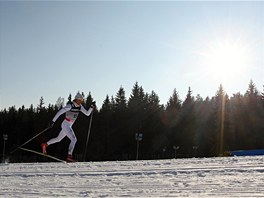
[52,104,72,122]
[80,105,94,117]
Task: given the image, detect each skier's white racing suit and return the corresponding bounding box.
[47,101,93,155]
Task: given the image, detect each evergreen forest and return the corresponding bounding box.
[1,80,264,162]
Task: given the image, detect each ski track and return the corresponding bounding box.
[1,156,264,197]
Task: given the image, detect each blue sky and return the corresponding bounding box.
[0,1,263,110]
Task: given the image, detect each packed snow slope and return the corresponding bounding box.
[1,156,264,197]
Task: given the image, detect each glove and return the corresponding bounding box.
[49,121,55,128]
[91,101,96,109]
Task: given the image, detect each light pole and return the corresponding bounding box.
[173,146,179,159]
[135,133,143,160]
[2,134,8,163]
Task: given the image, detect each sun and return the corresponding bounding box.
[199,37,251,85]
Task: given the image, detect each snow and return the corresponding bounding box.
[1,156,264,197]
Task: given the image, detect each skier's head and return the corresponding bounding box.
[74,92,84,104]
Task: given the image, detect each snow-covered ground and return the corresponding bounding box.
[1,156,264,197]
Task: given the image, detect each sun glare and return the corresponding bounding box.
[200,38,251,85]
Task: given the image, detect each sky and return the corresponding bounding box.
[0,1,263,110]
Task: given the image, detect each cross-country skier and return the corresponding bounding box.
[41,92,96,162]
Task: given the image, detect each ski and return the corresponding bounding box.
[19,147,67,163]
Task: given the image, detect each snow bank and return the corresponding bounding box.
[1,156,264,197]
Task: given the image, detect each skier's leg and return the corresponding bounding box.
[46,121,68,145]
[66,128,77,155]
[46,130,66,145]
[41,122,67,154]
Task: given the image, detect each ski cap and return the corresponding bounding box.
[74,92,84,101]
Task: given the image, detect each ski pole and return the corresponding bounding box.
[10,126,51,154]
[83,111,94,161]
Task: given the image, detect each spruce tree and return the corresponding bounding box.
[179,87,196,156]
[67,94,72,104]
[165,88,181,127]
[85,92,93,108]
[115,86,127,111]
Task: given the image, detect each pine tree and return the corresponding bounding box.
[228,92,246,150]
[85,92,93,109]
[144,90,165,157]
[245,79,258,99]
[115,86,127,111]
[147,90,161,111]
[212,84,229,156]
[194,94,215,156]
[165,88,181,127]
[243,80,263,148]
[128,82,144,111]
[101,95,111,112]
[182,87,194,108]
[128,82,147,128]
[99,95,114,160]
[37,96,45,112]
[179,87,196,156]
[67,94,72,104]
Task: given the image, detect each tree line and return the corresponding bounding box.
[1,80,264,162]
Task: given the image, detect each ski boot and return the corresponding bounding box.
[66,154,77,162]
[41,143,48,154]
